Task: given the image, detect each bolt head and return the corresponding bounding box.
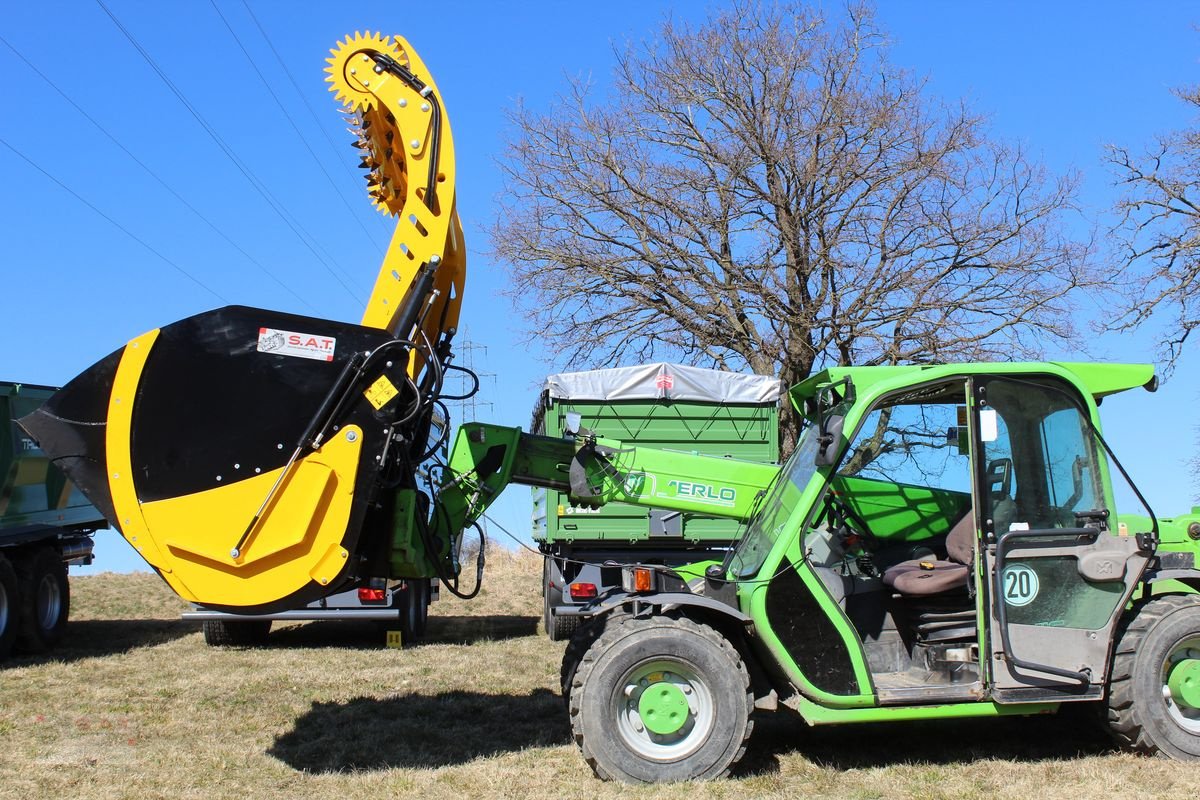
[346,430,358,442]
[399,98,408,107]
[230,548,240,558]
[410,139,420,149]
[421,102,430,112]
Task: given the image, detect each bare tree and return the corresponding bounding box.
[1107,87,1200,370]
[492,2,1100,453]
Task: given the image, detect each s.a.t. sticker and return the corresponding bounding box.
[257,327,336,362]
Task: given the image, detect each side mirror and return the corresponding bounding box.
[814,414,845,467]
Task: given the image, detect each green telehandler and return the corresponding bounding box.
[435,360,1200,782]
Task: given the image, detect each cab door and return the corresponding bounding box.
[974,376,1151,701]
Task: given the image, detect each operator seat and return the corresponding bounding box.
[881,512,974,596]
[881,458,1013,597]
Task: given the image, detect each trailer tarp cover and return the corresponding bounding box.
[544,363,782,404]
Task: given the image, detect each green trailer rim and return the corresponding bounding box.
[614,659,713,759]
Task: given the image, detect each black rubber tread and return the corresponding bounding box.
[1107,594,1200,757]
[0,555,18,660]
[202,619,272,647]
[412,578,430,640]
[567,614,754,782]
[543,557,579,642]
[14,547,69,653]
[560,614,621,706]
[548,607,580,642]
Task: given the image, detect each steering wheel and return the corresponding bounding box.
[824,492,879,550]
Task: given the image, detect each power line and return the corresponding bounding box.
[93,0,365,307]
[0,136,226,303]
[0,33,317,314]
[207,0,384,257]
[240,0,391,237]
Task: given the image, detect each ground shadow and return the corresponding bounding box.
[738,706,1114,775]
[2,618,194,667]
[271,690,1115,777]
[269,688,570,772]
[263,614,541,650]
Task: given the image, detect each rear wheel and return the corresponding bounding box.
[398,579,430,641]
[0,555,18,659]
[569,615,753,783]
[543,557,578,642]
[202,619,271,647]
[15,548,69,653]
[1108,595,1200,758]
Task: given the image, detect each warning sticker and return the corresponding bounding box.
[256,327,336,362]
[364,374,400,410]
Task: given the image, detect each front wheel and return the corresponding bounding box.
[1108,594,1200,758]
[569,615,753,782]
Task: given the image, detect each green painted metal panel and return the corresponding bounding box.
[532,394,779,544]
[1,381,106,533]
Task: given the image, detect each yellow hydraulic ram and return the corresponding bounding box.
[18,34,467,613]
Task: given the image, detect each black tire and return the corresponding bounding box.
[202,619,271,647]
[1108,594,1200,758]
[15,548,69,653]
[568,615,753,783]
[544,557,579,642]
[0,555,18,660]
[560,615,616,706]
[397,579,430,642]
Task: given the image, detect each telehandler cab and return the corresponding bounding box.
[16,32,1200,784]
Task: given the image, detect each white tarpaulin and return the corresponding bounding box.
[544,363,782,404]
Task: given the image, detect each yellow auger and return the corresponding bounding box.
[19,34,469,613]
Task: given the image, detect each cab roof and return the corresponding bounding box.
[790,362,1156,412]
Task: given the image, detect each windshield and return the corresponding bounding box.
[729,421,822,578]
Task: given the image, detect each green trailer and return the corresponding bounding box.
[0,381,106,659]
[531,363,781,639]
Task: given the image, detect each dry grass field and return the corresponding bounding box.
[3,547,1200,799]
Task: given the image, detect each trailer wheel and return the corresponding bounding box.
[0,555,18,659]
[543,558,578,642]
[1108,594,1200,758]
[15,548,69,653]
[202,619,271,647]
[399,579,430,641]
[569,615,753,783]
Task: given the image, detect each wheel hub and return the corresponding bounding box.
[638,680,690,735]
[1168,658,1200,711]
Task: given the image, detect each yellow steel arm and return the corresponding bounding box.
[325,33,465,368]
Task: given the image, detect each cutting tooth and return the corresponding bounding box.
[359,156,379,170]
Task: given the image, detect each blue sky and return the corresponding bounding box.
[2,1,1198,574]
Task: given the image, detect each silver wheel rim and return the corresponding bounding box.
[1161,635,1200,734]
[35,573,61,632]
[613,658,714,761]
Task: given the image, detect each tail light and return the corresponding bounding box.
[569,582,598,600]
[358,587,386,604]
